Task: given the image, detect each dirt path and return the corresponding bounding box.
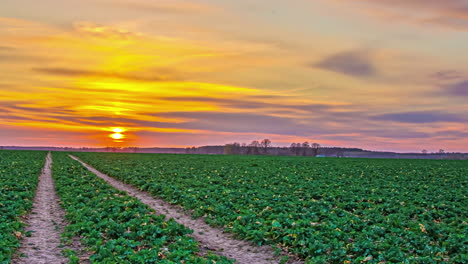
[12,153,69,264]
[69,155,303,264]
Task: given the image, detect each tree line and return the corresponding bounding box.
[223,139,321,156]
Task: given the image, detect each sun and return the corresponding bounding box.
[111,127,125,133]
[108,127,127,142]
[110,133,124,140]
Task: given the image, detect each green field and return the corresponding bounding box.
[1,150,466,263]
[73,152,468,263]
[0,150,46,263]
[52,152,233,263]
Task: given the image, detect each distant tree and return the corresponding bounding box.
[290,143,297,155]
[248,140,260,155]
[311,142,321,156]
[232,142,241,154]
[336,150,344,157]
[290,142,302,156]
[224,144,233,155]
[421,149,428,154]
[260,139,272,154]
[301,141,310,156]
[438,149,445,154]
[224,142,242,155]
[250,140,260,147]
[240,143,247,154]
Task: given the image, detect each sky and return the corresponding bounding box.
[0,0,467,152]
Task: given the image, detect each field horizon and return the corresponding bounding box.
[1,0,467,263]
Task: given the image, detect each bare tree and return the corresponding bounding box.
[301,141,310,156]
[232,142,241,154]
[260,139,272,154]
[241,143,247,154]
[290,143,296,155]
[248,140,260,155]
[290,142,302,156]
[311,143,320,149]
[311,142,321,156]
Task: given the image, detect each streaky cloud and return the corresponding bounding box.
[32,67,183,82]
[430,70,463,81]
[337,0,468,31]
[371,111,466,123]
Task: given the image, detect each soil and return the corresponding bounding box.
[12,153,90,264]
[69,155,304,264]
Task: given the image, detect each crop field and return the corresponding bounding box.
[0,150,46,263]
[1,150,466,263]
[52,152,233,263]
[73,152,468,263]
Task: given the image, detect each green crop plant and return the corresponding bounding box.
[74,152,468,263]
[52,152,233,263]
[0,150,46,263]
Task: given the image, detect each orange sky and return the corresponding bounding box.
[0,0,467,152]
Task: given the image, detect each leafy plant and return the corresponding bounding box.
[74,152,468,263]
[53,152,233,263]
[0,150,46,263]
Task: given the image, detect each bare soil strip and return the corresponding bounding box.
[70,155,303,264]
[12,153,69,264]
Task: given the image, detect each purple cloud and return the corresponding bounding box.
[314,51,377,77]
[445,80,468,96]
[371,111,465,123]
[430,70,463,81]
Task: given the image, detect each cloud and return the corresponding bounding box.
[432,130,468,138]
[371,111,466,123]
[158,96,333,112]
[336,0,468,31]
[156,111,321,136]
[32,67,183,82]
[73,22,141,39]
[430,70,463,81]
[444,80,468,96]
[364,129,432,139]
[314,50,377,77]
[0,46,15,51]
[0,54,43,62]
[109,0,218,15]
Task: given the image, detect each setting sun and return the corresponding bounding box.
[110,133,123,140]
[111,127,125,133]
[109,132,124,141]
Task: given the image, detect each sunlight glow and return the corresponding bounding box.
[111,127,125,133]
[110,133,124,140]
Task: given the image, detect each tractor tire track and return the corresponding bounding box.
[69,155,303,264]
[13,153,89,264]
[12,153,69,264]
